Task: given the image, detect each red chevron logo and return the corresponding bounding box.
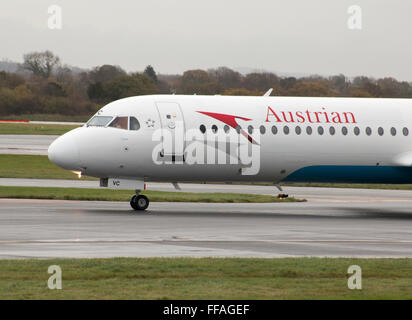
[197,111,258,144]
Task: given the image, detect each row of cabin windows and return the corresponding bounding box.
[199,124,410,137]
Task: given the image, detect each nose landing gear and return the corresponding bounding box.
[130,190,149,211]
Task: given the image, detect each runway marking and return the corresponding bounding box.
[1,239,412,244]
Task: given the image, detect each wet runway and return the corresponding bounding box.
[1,133,412,258]
[1,195,412,258]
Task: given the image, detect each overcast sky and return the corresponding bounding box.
[1,0,411,80]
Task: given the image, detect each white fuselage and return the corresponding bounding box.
[48,95,412,184]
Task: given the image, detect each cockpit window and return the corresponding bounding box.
[130,117,140,131]
[108,116,128,130]
[86,116,113,127]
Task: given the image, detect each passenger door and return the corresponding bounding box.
[155,102,185,157]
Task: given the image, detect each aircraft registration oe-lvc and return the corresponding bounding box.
[48,93,412,211]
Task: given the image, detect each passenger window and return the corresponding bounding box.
[306,126,312,135]
[391,127,397,136]
[366,127,372,136]
[130,117,140,131]
[260,125,266,134]
[224,125,230,133]
[271,126,278,135]
[212,125,218,133]
[342,127,348,136]
[200,125,206,134]
[329,127,335,135]
[248,125,254,134]
[295,126,301,135]
[403,127,409,136]
[318,126,324,135]
[283,126,290,135]
[354,127,360,136]
[378,127,384,136]
[109,116,128,130]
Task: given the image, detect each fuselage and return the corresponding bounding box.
[48,94,412,184]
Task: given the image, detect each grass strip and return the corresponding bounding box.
[0,257,411,299]
[0,186,302,203]
[0,114,89,122]
[0,123,79,135]
[0,155,96,180]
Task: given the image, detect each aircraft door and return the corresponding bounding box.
[155,102,185,157]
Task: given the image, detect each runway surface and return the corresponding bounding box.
[0,135,57,155]
[1,192,412,258]
[1,133,412,258]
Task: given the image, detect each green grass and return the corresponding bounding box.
[0,155,95,180]
[0,257,411,299]
[0,114,89,122]
[0,186,300,203]
[0,123,79,135]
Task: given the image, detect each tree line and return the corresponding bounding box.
[1,50,412,117]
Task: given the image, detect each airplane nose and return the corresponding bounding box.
[48,132,80,170]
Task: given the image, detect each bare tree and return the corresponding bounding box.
[22,50,60,78]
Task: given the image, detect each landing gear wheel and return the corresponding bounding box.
[130,194,149,211]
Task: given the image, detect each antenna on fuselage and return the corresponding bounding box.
[263,88,273,97]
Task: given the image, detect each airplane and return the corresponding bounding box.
[48,94,412,211]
